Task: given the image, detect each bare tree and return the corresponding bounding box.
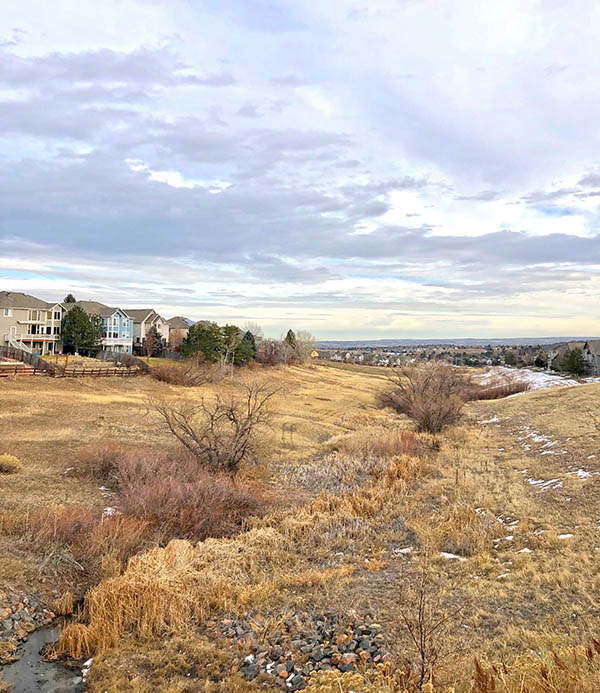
[381,362,471,434]
[295,330,317,363]
[398,560,467,691]
[151,381,279,476]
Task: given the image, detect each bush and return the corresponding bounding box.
[464,379,530,400]
[118,472,261,542]
[151,359,220,387]
[29,505,99,547]
[75,443,124,486]
[0,454,22,474]
[151,380,278,476]
[381,363,471,434]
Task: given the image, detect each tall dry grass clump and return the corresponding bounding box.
[0,453,22,474]
[55,529,289,656]
[473,644,600,692]
[331,427,433,459]
[381,363,471,434]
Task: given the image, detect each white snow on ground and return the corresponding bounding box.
[527,477,563,490]
[440,552,466,561]
[480,416,500,424]
[476,366,579,392]
[568,468,598,480]
[558,533,573,539]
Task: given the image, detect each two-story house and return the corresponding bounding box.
[66,301,133,354]
[0,291,66,355]
[166,316,194,348]
[124,309,170,351]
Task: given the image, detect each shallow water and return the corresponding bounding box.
[0,626,84,693]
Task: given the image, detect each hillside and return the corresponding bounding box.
[1,364,600,691]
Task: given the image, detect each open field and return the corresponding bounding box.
[1,363,600,691]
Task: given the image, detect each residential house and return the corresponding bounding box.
[124,309,170,351]
[547,341,585,371]
[66,301,133,354]
[584,341,600,375]
[166,316,194,348]
[0,291,66,355]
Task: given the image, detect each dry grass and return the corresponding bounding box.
[0,453,22,474]
[3,362,600,691]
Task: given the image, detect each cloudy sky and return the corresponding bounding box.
[2,0,600,339]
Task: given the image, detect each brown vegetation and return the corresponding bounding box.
[3,362,600,692]
[150,357,221,387]
[152,380,278,476]
[0,453,22,474]
[381,362,471,433]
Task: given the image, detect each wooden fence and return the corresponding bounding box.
[58,367,141,378]
[0,346,56,375]
[0,345,147,378]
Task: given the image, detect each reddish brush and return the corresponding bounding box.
[118,473,262,542]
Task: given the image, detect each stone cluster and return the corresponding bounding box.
[0,595,56,663]
[206,611,392,691]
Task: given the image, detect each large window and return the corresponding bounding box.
[53,311,61,320]
[3,308,12,317]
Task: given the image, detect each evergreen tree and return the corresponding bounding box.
[61,306,102,354]
[181,321,222,361]
[504,350,517,366]
[284,329,297,351]
[64,293,76,303]
[562,347,587,375]
[242,330,257,359]
[143,326,163,357]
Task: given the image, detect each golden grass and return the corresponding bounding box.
[4,362,600,691]
[0,453,22,474]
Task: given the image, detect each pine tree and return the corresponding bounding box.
[242,330,257,359]
[64,293,76,303]
[61,306,100,354]
[562,347,587,375]
[181,322,222,361]
[284,329,297,351]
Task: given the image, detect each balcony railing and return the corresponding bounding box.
[5,333,59,342]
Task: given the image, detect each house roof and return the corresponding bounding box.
[123,309,157,322]
[167,316,193,329]
[66,300,128,318]
[585,341,600,356]
[0,291,53,309]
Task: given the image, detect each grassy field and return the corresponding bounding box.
[1,363,600,691]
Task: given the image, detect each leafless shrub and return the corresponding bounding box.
[75,443,199,489]
[397,560,468,691]
[118,472,262,542]
[75,442,125,486]
[151,357,221,387]
[464,378,530,400]
[151,380,279,476]
[381,363,471,434]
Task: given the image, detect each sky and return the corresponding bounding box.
[1,0,599,339]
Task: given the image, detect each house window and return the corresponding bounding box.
[53,311,60,320]
[54,327,60,335]
[47,326,52,334]
[3,308,12,317]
